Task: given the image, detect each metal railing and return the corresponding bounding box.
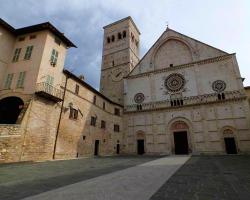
[36,82,63,100]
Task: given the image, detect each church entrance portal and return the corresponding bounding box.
[0,97,24,124]
[174,131,189,154]
[224,137,237,154]
[137,140,144,155]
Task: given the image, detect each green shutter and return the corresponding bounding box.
[24,46,33,60]
[4,73,14,89]
[16,72,26,88]
[50,49,58,65]
[12,48,21,62]
[46,75,54,85]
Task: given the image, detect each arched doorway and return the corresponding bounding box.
[136,131,145,155]
[0,97,24,124]
[170,121,190,155]
[223,129,237,154]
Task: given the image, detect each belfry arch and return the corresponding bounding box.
[0,96,24,124]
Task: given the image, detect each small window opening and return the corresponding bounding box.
[118,32,122,39]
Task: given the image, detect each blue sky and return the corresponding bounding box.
[1,0,249,89]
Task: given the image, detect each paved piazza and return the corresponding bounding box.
[0,156,250,200]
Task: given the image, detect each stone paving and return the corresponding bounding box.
[1,155,250,200]
[22,156,189,200]
[0,156,162,200]
[150,155,250,200]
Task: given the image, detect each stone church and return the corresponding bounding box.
[0,16,250,163]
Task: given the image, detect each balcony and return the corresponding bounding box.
[35,82,63,102]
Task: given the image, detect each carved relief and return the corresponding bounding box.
[171,121,188,130]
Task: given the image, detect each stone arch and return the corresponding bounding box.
[151,37,194,70]
[0,96,24,124]
[167,117,194,154]
[221,126,238,154]
[136,130,145,140]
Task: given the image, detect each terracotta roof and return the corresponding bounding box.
[63,69,123,107]
[0,18,76,48]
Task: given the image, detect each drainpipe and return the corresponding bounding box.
[52,75,68,159]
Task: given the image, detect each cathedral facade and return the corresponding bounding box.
[0,16,250,163]
[100,17,250,155]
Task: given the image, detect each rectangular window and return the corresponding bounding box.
[50,49,58,65]
[54,37,61,45]
[4,73,14,89]
[46,75,54,85]
[90,116,96,126]
[24,46,33,60]
[30,35,36,39]
[16,71,26,88]
[93,95,96,105]
[45,75,54,94]
[114,124,120,132]
[101,120,106,129]
[69,107,78,120]
[18,37,25,41]
[103,102,105,110]
[75,84,79,95]
[12,48,21,62]
[114,108,120,116]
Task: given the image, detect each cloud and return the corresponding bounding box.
[1,0,249,87]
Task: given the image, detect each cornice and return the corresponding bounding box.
[127,54,235,79]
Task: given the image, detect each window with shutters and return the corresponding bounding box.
[12,48,21,62]
[50,49,58,66]
[114,124,120,132]
[75,84,79,95]
[4,73,14,89]
[69,107,78,120]
[24,46,33,60]
[46,75,54,85]
[16,72,26,88]
[114,108,120,116]
[93,95,96,105]
[90,116,96,126]
[101,120,106,129]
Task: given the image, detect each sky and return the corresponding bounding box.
[1,0,249,89]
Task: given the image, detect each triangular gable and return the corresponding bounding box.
[128,28,229,76]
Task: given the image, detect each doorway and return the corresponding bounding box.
[0,97,24,124]
[94,140,99,156]
[174,131,189,154]
[116,144,120,154]
[137,140,144,155]
[224,137,237,154]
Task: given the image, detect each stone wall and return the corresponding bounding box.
[124,100,250,155]
[0,124,23,163]
[20,96,61,161]
[55,77,123,159]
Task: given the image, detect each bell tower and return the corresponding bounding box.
[100,16,140,105]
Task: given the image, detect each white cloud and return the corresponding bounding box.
[1,0,249,87]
